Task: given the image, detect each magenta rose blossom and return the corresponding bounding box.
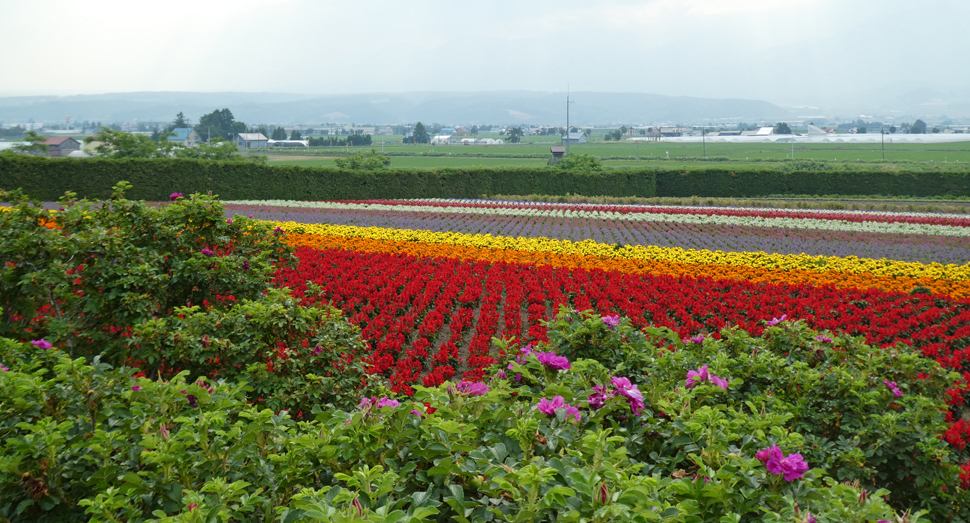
[601,315,621,329]
[537,396,581,422]
[376,397,400,409]
[766,314,787,326]
[709,375,729,390]
[755,445,783,465]
[455,381,490,396]
[536,351,571,371]
[686,365,729,390]
[31,339,53,349]
[883,379,904,398]
[759,445,809,481]
[685,365,710,388]
[610,376,645,414]
[587,384,611,410]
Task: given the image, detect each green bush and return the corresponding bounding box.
[4,154,968,200]
[0,155,657,201]
[0,183,290,360]
[130,288,370,413]
[0,184,369,414]
[542,308,966,519]
[1,330,926,523]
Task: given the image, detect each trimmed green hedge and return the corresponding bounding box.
[0,155,656,200]
[4,155,969,200]
[655,168,970,198]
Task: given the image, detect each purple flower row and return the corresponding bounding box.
[227,205,969,265]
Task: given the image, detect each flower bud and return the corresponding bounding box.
[598,483,609,505]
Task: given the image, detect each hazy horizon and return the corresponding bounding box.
[5,0,970,115]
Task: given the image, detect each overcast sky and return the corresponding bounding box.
[3,0,968,108]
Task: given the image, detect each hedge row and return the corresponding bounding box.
[0,155,656,201]
[655,168,970,198]
[3,155,969,201]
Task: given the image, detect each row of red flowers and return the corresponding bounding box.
[275,244,970,429]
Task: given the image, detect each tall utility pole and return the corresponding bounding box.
[881,126,885,161]
[565,87,574,158]
[702,127,706,158]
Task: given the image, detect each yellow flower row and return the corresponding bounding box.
[271,221,970,282]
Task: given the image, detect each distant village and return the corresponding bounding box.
[3,113,970,157]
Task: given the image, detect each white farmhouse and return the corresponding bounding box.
[234,133,269,149]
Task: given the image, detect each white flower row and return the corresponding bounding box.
[419,198,970,220]
[225,200,970,237]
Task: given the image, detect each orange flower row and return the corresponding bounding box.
[284,232,970,299]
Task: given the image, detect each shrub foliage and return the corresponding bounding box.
[4,154,970,201]
[0,155,657,201]
[0,184,369,414]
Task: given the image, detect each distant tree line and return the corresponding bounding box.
[81,128,265,163]
[308,134,372,147]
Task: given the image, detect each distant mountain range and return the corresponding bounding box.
[2,90,967,127]
[0,91,794,127]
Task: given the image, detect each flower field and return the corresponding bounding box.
[226,199,970,427]
[6,189,970,520]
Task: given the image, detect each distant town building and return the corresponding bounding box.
[806,124,832,136]
[740,127,775,137]
[165,128,203,147]
[659,127,692,137]
[268,139,309,148]
[234,133,268,149]
[563,132,587,144]
[42,136,81,157]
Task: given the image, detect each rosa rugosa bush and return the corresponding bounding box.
[0,336,921,523]
[0,183,292,364]
[130,288,371,413]
[541,307,966,519]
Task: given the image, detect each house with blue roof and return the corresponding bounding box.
[165,128,202,147]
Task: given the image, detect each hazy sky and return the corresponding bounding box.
[4,0,968,108]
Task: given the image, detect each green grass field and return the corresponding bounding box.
[268,156,549,169]
[266,140,970,171]
[263,137,970,170]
